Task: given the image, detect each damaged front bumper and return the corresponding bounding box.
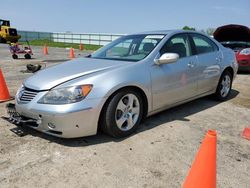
[5,100,102,138]
[6,103,41,126]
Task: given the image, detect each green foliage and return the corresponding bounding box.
[20,39,102,51]
[206,28,215,36]
[182,26,196,31]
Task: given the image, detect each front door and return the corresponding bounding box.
[150,34,198,111]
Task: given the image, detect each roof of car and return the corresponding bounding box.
[134,30,198,35]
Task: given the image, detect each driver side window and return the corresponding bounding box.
[160,34,191,58]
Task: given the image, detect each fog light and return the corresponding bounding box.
[48,122,56,129]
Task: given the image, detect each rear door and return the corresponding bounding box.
[189,33,221,94]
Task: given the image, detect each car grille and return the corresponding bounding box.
[19,88,39,103]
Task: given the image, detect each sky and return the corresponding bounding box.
[1,0,249,34]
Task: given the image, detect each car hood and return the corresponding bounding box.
[24,58,127,90]
[213,24,250,42]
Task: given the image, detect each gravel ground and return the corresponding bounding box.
[0,44,249,188]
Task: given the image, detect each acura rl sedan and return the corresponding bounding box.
[8,30,238,138]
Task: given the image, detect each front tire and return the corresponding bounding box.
[24,54,31,59]
[214,70,232,101]
[101,89,144,138]
[0,37,6,43]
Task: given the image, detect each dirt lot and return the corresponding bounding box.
[0,44,249,188]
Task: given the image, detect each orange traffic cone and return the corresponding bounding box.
[69,47,75,58]
[242,127,250,140]
[43,44,48,55]
[183,130,217,188]
[0,69,13,102]
[79,43,84,51]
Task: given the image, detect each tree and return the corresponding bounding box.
[206,28,215,36]
[182,26,196,31]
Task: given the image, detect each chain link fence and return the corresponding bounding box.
[18,31,125,46]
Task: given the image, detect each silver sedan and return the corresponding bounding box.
[10,30,238,138]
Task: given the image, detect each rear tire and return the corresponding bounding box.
[12,54,18,59]
[101,89,143,138]
[214,70,232,101]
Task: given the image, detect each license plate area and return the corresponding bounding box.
[5,103,40,127]
[239,60,248,65]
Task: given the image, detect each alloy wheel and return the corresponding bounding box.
[220,75,231,97]
[115,94,140,131]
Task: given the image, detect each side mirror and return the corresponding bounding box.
[155,53,179,65]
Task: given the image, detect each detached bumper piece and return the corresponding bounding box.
[5,103,40,127]
[5,103,63,137]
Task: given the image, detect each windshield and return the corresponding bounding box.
[91,34,165,62]
[0,20,10,26]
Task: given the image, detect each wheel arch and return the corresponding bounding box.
[223,66,234,77]
[97,85,149,130]
[216,66,234,89]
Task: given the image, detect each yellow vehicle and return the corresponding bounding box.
[0,19,21,43]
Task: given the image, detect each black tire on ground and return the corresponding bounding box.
[24,54,31,59]
[214,70,233,101]
[26,64,42,73]
[101,89,144,138]
[0,37,6,44]
[12,54,18,59]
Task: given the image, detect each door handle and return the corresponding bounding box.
[216,57,222,63]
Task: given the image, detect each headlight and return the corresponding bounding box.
[38,85,93,104]
[239,48,250,55]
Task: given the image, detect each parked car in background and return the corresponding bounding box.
[8,30,238,138]
[214,24,250,71]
